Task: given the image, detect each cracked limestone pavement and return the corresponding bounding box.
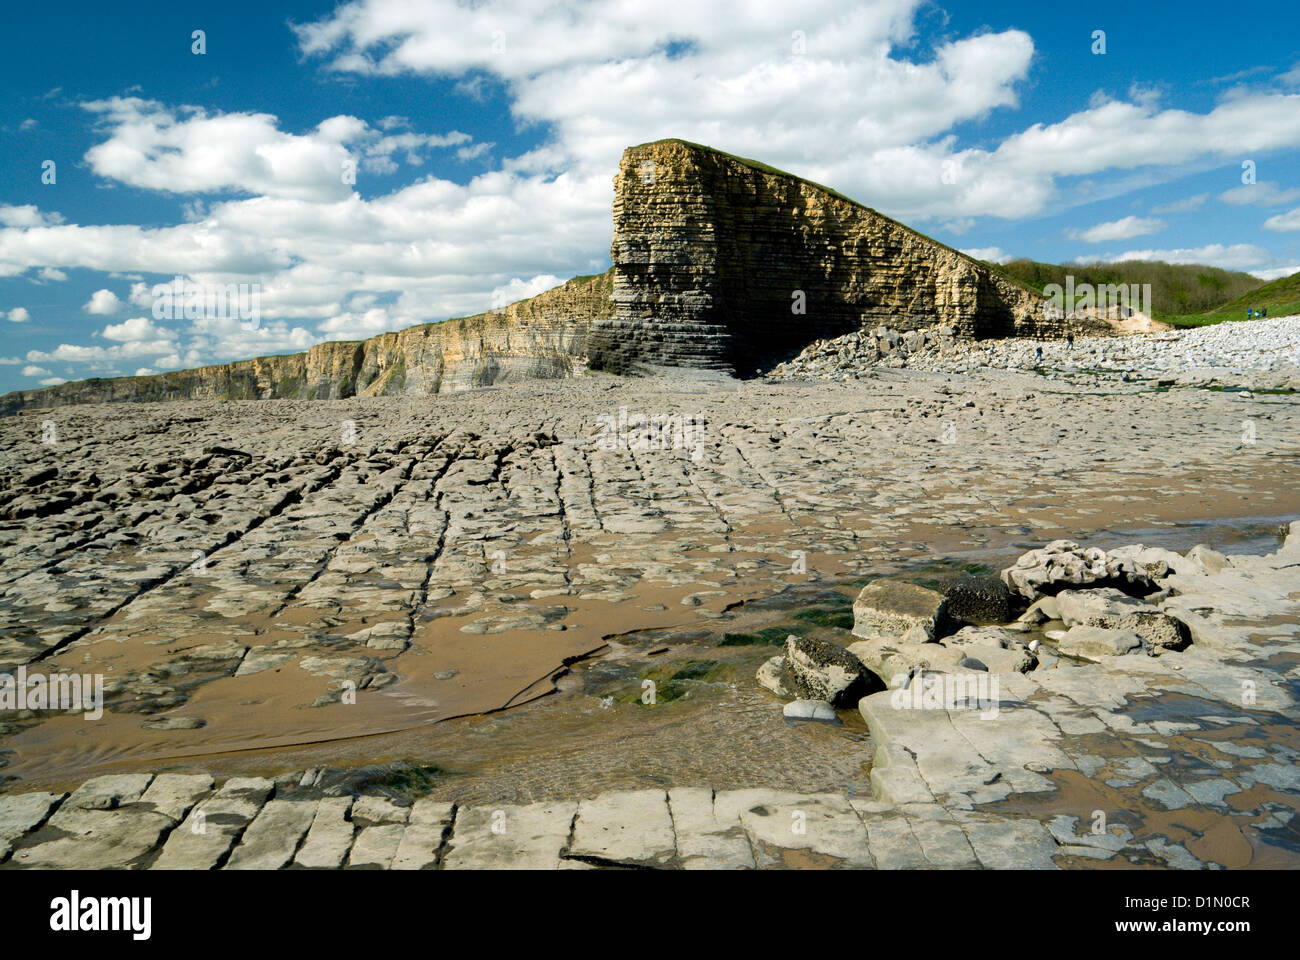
[0,366,1298,867]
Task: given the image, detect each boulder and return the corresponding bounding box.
[756,635,876,707]
[1106,545,1198,585]
[1056,626,1143,660]
[852,580,949,642]
[1053,589,1190,651]
[1002,541,1195,601]
[1017,595,1060,624]
[1054,588,1150,627]
[1186,544,1228,575]
[755,656,791,698]
[935,575,1014,624]
[1116,610,1191,652]
[943,626,1038,673]
[782,700,840,723]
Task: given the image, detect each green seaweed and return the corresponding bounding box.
[720,625,795,646]
[792,607,855,630]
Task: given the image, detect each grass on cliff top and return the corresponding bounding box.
[992,257,1280,324]
[1157,269,1300,327]
[629,138,1040,298]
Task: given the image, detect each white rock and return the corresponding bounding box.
[782,699,839,722]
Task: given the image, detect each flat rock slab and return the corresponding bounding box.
[151,777,275,870]
[848,804,928,869]
[294,797,355,869]
[225,799,318,870]
[391,798,455,870]
[346,823,406,869]
[907,818,980,868]
[859,689,1010,805]
[14,806,173,869]
[714,789,873,869]
[962,818,1061,870]
[64,774,154,811]
[568,789,676,867]
[138,774,214,823]
[667,787,755,870]
[442,801,577,870]
[351,795,411,825]
[0,792,64,861]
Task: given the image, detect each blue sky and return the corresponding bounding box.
[2,0,1298,394]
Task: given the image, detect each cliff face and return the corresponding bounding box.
[591,139,1088,374]
[0,272,611,415]
[3,138,1112,414]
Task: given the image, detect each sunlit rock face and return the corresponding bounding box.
[595,139,1068,375]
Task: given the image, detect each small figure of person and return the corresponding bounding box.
[1034,345,1043,364]
[1066,332,1074,350]
[1262,307,1268,318]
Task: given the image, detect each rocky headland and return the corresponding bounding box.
[3,139,1120,416]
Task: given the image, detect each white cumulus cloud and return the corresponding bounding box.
[84,288,123,314]
[1090,244,1272,271]
[1070,216,1166,244]
[960,246,1013,263]
[1218,181,1300,207]
[1262,207,1300,232]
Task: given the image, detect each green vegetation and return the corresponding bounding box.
[383,356,407,393]
[720,625,796,646]
[358,762,449,798]
[792,606,855,630]
[274,374,303,397]
[993,258,1268,321]
[905,558,997,595]
[989,258,1300,327]
[1159,269,1300,327]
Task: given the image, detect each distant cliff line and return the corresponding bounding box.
[1,271,613,416]
[5,138,1113,415]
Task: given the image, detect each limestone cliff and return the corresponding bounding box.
[3,138,1114,414]
[0,271,611,416]
[589,139,1094,375]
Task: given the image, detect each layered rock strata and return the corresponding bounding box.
[591,139,1086,375]
[0,271,612,415]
